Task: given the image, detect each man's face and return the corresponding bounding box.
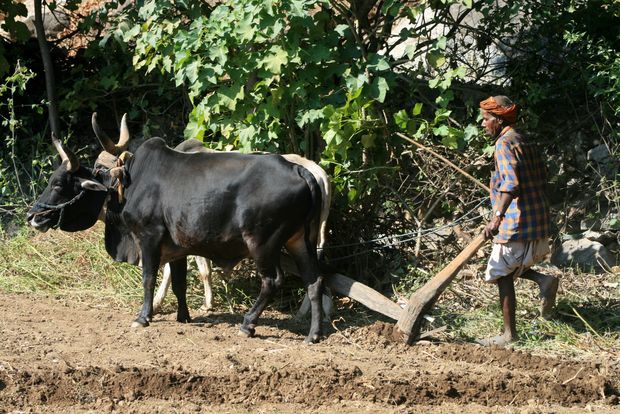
[481,110,502,138]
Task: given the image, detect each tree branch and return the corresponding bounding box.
[34,0,60,138]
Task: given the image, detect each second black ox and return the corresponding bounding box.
[27,127,324,343]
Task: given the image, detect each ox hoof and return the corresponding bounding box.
[238,325,255,338]
[304,333,321,344]
[131,318,150,328]
[177,315,192,324]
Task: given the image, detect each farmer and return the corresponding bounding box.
[478,95,559,347]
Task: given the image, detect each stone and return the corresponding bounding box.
[584,230,617,245]
[580,214,620,231]
[587,144,611,163]
[551,238,618,272]
[1,0,70,40]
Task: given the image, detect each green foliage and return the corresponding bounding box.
[124,0,506,202]
[0,0,30,75]
[0,61,51,215]
[125,0,440,200]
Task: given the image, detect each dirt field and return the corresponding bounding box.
[0,293,618,413]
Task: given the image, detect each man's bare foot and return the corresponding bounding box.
[475,333,516,347]
[539,275,559,319]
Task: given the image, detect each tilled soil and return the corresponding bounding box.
[0,294,618,413]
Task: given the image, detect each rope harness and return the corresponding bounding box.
[32,190,87,229]
[31,151,133,230]
[109,151,132,203]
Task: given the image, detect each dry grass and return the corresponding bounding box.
[427,260,620,361]
[1,223,619,361]
[0,222,143,308]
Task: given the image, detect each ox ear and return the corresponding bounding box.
[78,177,108,192]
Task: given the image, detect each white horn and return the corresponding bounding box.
[118,113,130,151]
[52,132,79,172]
[92,112,119,155]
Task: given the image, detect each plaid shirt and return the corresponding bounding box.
[491,127,550,243]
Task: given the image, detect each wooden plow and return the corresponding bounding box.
[283,233,487,345]
[295,132,489,344]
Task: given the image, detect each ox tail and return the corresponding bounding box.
[296,166,322,262]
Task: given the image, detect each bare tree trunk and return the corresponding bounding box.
[33,0,60,138]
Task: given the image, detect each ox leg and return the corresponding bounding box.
[169,257,191,323]
[295,289,333,323]
[239,258,279,338]
[286,238,323,343]
[133,249,161,328]
[194,256,214,310]
[152,263,172,315]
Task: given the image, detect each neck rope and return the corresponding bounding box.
[33,151,134,229]
[33,190,87,229]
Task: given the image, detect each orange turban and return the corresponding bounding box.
[480,96,518,125]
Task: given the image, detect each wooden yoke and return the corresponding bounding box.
[396,233,487,344]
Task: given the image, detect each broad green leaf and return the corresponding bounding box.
[217,84,245,110]
[307,44,331,63]
[124,24,141,41]
[441,134,458,149]
[433,125,449,136]
[334,24,349,36]
[482,145,495,156]
[6,21,30,42]
[428,77,440,89]
[261,46,288,74]
[184,120,205,141]
[323,129,337,145]
[238,125,257,152]
[162,56,172,73]
[427,51,446,69]
[236,15,255,42]
[290,0,307,17]
[435,90,454,106]
[372,58,391,71]
[434,108,452,122]
[361,134,375,148]
[185,59,200,84]
[347,187,358,202]
[208,46,228,66]
[296,109,324,127]
[394,109,410,129]
[405,43,417,60]
[464,124,479,142]
[345,73,368,92]
[435,36,447,50]
[453,66,467,79]
[139,1,156,20]
[412,102,423,116]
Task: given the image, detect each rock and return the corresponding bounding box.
[587,144,611,163]
[564,230,617,245]
[1,0,70,40]
[580,214,620,231]
[586,144,619,179]
[551,238,618,272]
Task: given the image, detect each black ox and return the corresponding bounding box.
[27,121,324,343]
